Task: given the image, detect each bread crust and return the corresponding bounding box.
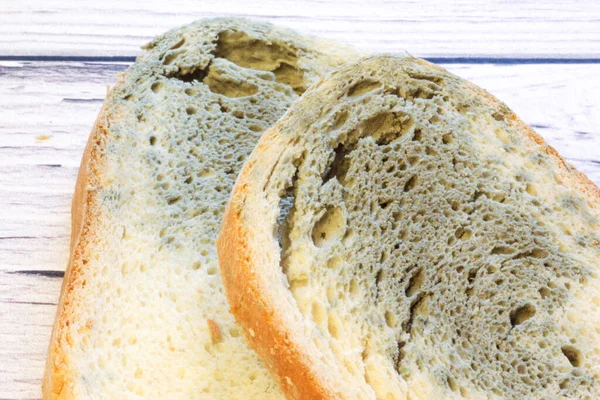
[218,130,350,399]
[219,195,335,400]
[43,107,108,400]
[217,55,600,400]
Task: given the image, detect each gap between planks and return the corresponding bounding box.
[3,56,600,64]
[1,0,600,57]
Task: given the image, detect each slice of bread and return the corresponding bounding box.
[43,18,358,399]
[218,55,600,399]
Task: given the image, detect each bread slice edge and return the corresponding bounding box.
[43,104,110,399]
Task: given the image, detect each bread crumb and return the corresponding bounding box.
[207,319,221,343]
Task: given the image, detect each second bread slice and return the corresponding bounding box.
[219,55,600,399]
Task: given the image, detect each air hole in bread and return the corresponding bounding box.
[513,248,549,260]
[167,195,182,205]
[375,268,386,286]
[332,111,349,129]
[214,30,304,92]
[510,303,536,326]
[214,31,296,70]
[396,294,429,369]
[349,278,360,297]
[169,37,185,50]
[347,80,381,97]
[495,128,510,144]
[393,83,439,100]
[169,67,208,83]
[323,144,350,184]
[561,345,582,367]
[163,52,180,65]
[379,199,392,210]
[365,112,413,146]
[491,245,514,255]
[442,132,454,144]
[276,180,296,246]
[539,287,551,298]
[429,114,441,124]
[405,268,425,297]
[312,302,327,324]
[447,376,458,392]
[328,312,342,338]
[403,176,417,192]
[151,82,164,93]
[526,184,538,196]
[407,155,419,166]
[385,310,398,328]
[559,378,569,390]
[327,256,342,270]
[311,206,346,248]
[426,146,437,156]
[231,110,244,119]
[412,129,423,142]
[291,277,309,291]
[492,111,505,122]
[272,62,306,95]
[248,124,263,133]
[405,69,443,84]
[457,103,471,114]
[207,266,218,275]
[327,285,336,304]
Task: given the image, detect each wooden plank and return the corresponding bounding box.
[1,0,600,58]
[0,301,58,400]
[0,62,123,278]
[0,60,598,398]
[0,62,119,398]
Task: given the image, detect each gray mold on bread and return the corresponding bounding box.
[219,55,600,399]
[43,18,358,399]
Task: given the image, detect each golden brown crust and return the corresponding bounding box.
[42,107,108,400]
[217,55,600,400]
[218,178,335,400]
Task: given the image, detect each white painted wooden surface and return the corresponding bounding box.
[1,0,600,58]
[1,1,600,398]
[0,61,121,400]
[1,60,598,399]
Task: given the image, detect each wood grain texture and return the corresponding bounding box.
[0,61,122,400]
[0,60,598,398]
[1,0,600,58]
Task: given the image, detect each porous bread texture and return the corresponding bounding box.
[219,55,600,400]
[43,18,358,400]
